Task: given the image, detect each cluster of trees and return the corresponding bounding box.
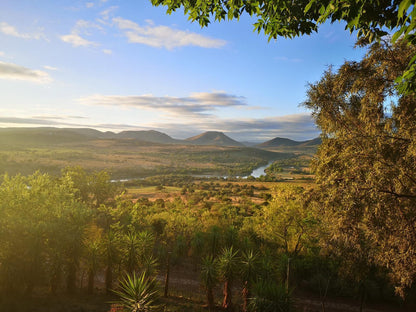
[1,166,410,311]
[150,0,416,300]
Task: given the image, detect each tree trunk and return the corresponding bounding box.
[164,252,171,297]
[105,265,113,294]
[207,287,215,312]
[66,261,77,294]
[359,282,366,312]
[50,271,59,295]
[242,281,250,312]
[222,280,233,311]
[87,269,94,294]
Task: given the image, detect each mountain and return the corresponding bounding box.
[257,137,300,148]
[116,130,181,144]
[256,137,322,149]
[297,137,322,148]
[185,131,244,147]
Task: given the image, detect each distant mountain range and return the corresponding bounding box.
[0,127,320,151]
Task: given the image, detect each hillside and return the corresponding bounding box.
[258,136,321,147]
[116,130,181,144]
[186,131,244,147]
[257,136,321,154]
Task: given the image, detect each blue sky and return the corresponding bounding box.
[0,0,366,142]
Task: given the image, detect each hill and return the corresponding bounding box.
[186,131,244,147]
[0,127,105,147]
[258,137,321,148]
[257,136,321,154]
[115,130,180,144]
[257,137,301,148]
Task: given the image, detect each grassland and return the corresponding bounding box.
[0,136,293,178]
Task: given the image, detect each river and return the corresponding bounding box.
[111,162,273,182]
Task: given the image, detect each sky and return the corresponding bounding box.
[0,0,367,142]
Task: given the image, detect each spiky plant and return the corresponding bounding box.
[240,250,259,312]
[217,246,239,311]
[200,255,218,311]
[113,272,161,312]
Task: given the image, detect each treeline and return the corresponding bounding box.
[0,167,410,311]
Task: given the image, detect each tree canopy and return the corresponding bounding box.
[151,0,416,93]
[303,39,416,297]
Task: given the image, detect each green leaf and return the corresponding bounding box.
[304,0,316,13]
[398,0,412,19]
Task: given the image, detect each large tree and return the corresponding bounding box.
[303,40,416,297]
[151,0,416,93]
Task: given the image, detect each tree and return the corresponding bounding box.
[303,40,416,296]
[240,250,259,312]
[250,185,318,257]
[151,0,416,94]
[217,246,239,311]
[102,229,122,294]
[200,255,219,311]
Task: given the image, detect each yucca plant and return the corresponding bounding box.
[200,255,218,311]
[240,250,259,312]
[217,246,239,311]
[112,272,161,312]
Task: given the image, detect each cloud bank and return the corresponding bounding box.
[113,17,226,50]
[0,61,52,83]
[146,114,319,141]
[0,113,318,142]
[79,91,246,117]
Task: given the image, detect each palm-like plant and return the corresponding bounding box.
[113,272,161,312]
[124,231,140,274]
[103,230,121,294]
[200,255,218,311]
[240,250,259,312]
[217,246,239,311]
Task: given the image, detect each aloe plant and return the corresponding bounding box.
[113,272,161,312]
[200,255,218,311]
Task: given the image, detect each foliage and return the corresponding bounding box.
[200,255,218,311]
[0,172,91,294]
[248,185,318,257]
[304,39,416,296]
[248,280,293,312]
[217,246,240,311]
[113,272,161,312]
[151,0,416,94]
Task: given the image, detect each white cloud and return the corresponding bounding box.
[60,20,100,47]
[0,51,5,57]
[99,6,118,21]
[0,22,47,40]
[44,65,58,71]
[113,17,226,50]
[79,91,246,117]
[0,61,52,83]
[60,32,97,47]
[86,2,94,8]
[102,49,112,54]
